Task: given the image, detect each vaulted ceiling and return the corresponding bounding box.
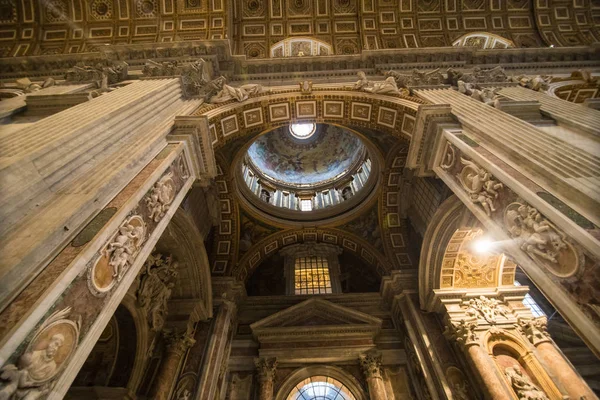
[1,0,598,57]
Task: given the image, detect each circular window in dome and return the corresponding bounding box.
[289,122,316,139]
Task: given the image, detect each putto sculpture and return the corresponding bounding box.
[457,158,503,216]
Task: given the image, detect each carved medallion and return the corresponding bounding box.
[0,308,80,398]
[504,202,582,277]
[89,215,146,295]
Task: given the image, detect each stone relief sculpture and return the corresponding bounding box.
[209,76,266,103]
[504,202,569,265]
[0,308,80,400]
[504,367,549,400]
[457,158,503,216]
[386,68,445,87]
[146,172,176,223]
[465,296,509,324]
[142,59,181,76]
[511,75,552,92]
[458,81,502,106]
[352,71,403,95]
[137,252,179,331]
[65,62,128,85]
[107,216,146,281]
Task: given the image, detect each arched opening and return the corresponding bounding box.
[285,376,356,400]
[275,366,367,400]
[452,32,516,49]
[66,305,137,399]
[270,37,333,58]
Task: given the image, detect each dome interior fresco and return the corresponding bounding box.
[246,124,365,187]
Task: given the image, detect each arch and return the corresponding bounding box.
[193,89,422,152]
[159,208,213,321]
[419,195,473,311]
[120,293,150,395]
[452,32,515,49]
[275,365,367,400]
[438,228,516,290]
[233,227,393,282]
[270,37,334,58]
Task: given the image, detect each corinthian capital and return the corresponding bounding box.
[444,319,479,349]
[518,317,551,346]
[254,357,277,382]
[164,329,196,355]
[359,351,383,379]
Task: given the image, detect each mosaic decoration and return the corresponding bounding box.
[246,124,365,186]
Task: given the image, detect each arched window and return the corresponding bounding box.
[286,376,357,400]
[270,37,333,58]
[452,32,515,49]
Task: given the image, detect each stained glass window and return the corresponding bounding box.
[286,376,356,400]
[294,257,332,295]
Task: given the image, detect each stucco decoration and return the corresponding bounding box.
[0,307,80,399]
[517,317,551,346]
[504,202,581,277]
[465,296,509,324]
[89,215,147,294]
[353,71,403,95]
[145,172,176,222]
[246,124,365,186]
[457,158,504,216]
[386,68,445,87]
[209,77,267,103]
[136,252,179,332]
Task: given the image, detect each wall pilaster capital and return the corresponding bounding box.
[164,330,196,356]
[359,351,383,379]
[444,318,480,349]
[517,316,551,346]
[254,357,278,383]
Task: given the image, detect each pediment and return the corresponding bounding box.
[250,298,382,343]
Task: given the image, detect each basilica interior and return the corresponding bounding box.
[0,0,600,399]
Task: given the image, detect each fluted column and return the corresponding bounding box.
[359,351,388,400]
[519,317,598,400]
[446,320,512,400]
[150,330,196,400]
[255,357,278,400]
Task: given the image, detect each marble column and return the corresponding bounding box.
[150,330,196,400]
[359,352,388,400]
[255,357,278,400]
[519,317,598,400]
[446,320,512,400]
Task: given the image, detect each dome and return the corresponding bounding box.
[246,124,365,187]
